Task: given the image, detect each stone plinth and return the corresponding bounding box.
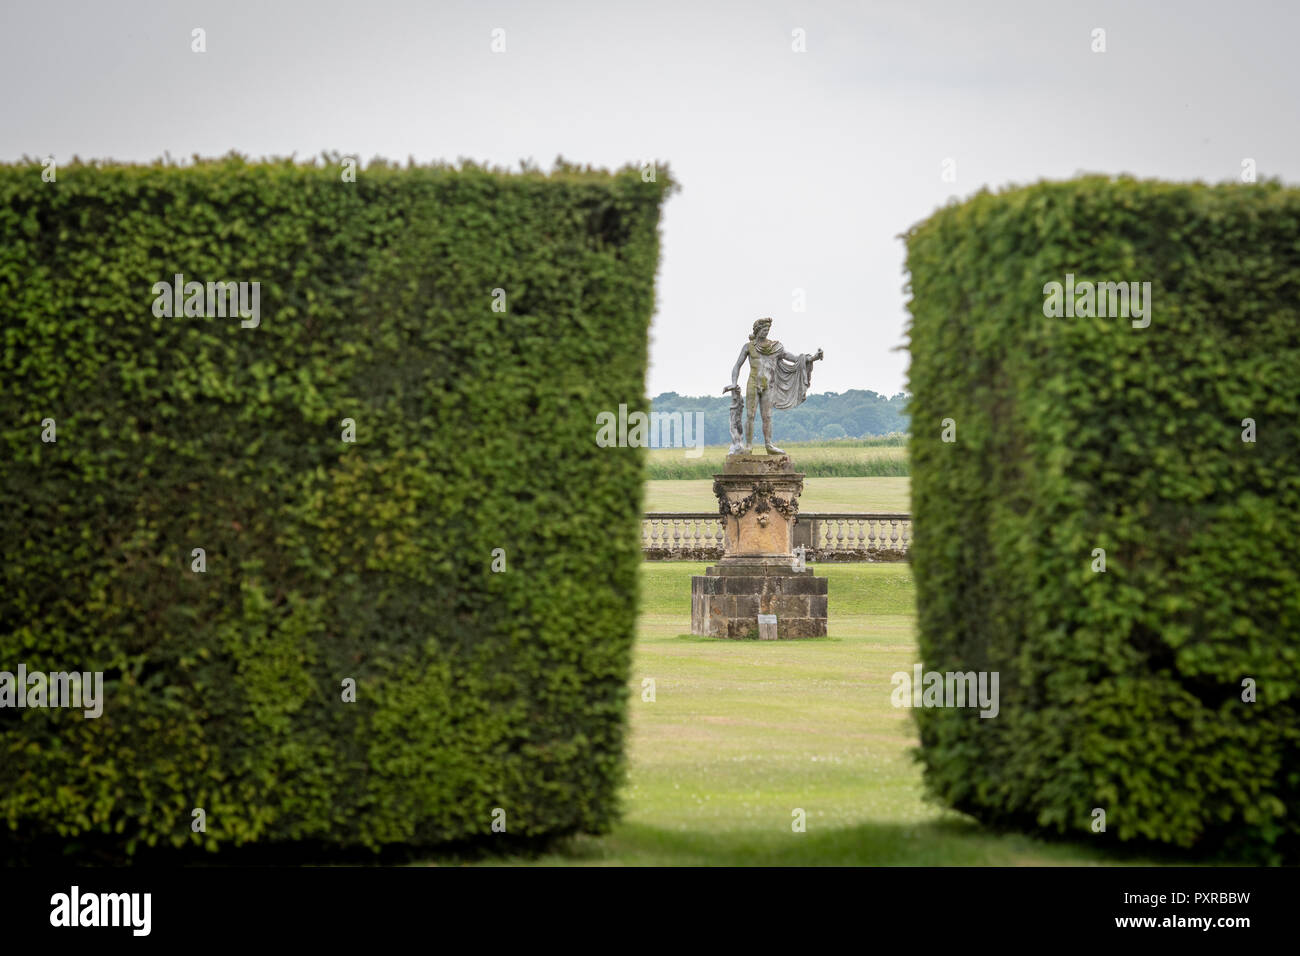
[690,453,829,639]
[713,454,803,563]
[691,564,828,638]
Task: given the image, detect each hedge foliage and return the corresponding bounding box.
[905,176,1300,861]
[0,155,671,855]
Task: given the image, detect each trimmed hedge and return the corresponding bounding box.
[905,176,1300,861]
[0,156,671,855]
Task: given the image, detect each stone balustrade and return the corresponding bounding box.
[641,513,726,560]
[642,512,911,561]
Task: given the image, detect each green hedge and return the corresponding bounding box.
[0,155,671,856]
[905,176,1300,862]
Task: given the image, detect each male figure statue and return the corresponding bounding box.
[725,317,823,454]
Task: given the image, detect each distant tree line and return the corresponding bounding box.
[647,389,909,446]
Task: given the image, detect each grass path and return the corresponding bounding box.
[464,563,1152,865]
[645,441,908,479]
[644,476,911,513]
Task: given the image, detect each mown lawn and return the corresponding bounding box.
[646,441,908,479]
[459,562,1152,866]
[645,476,911,513]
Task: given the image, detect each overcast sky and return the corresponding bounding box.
[3,0,1298,398]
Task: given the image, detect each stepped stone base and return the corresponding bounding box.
[691,564,828,639]
[689,451,829,639]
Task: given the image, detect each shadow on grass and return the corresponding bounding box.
[666,634,844,645]
[461,817,1223,867]
[6,818,1260,867]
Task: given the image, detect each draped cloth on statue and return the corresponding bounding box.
[758,340,816,410]
[771,352,815,409]
[747,338,815,409]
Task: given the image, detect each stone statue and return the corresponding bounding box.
[724,383,746,455]
[724,317,824,454]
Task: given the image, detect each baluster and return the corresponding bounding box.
[635,512,915,554]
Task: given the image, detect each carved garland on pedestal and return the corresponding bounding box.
[714,479,799,520]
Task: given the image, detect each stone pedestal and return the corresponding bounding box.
[692,564,828,638]
[690,453,829,639]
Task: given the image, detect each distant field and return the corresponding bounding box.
[645,476,911,513]
[646,441,909,479]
